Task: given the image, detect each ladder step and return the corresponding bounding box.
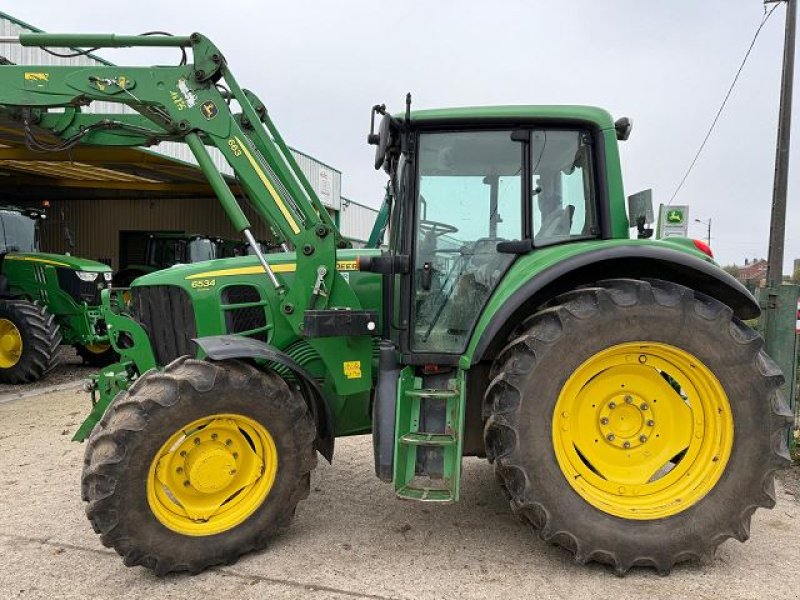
[404,388,458,399]
[400,432,457,446]
[396,485,455,503]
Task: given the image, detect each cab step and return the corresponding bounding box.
[393,367,466,503]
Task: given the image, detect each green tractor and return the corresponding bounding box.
[116,232,281,286]
[0,205,115,382]
[0,32,791,576]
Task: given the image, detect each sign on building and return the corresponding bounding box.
[657,204,690,239]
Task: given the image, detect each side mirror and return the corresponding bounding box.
[615,117,633,141]
[627,189,654,239]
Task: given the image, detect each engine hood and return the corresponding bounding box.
[4,252,112,272]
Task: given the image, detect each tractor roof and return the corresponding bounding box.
[406,105,615,128]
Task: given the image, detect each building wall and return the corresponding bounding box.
[339,198,379,246]
[39,197,277,269]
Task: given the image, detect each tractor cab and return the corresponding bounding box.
[371,107,608,359]
[0,207,42,255]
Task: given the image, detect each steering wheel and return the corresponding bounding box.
[418,219,459,238]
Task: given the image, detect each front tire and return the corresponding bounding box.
[76,342,117,367]
[0,300,61,384]
[484,279,792,574]
[82,357,317,575]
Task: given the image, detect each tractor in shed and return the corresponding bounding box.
[0,205,115,382]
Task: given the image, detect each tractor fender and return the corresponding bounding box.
[471,245,759,365]
[193,335,334,462]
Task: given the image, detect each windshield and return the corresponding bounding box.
[187,238,218,263]
[0,210,39,253]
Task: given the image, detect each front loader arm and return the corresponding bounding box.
[1,32,373,395]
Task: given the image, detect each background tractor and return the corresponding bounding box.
[115,231,276,286]
[0,205,115,382]
[0,32,791,577]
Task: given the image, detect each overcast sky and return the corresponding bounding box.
[6,0,799,273]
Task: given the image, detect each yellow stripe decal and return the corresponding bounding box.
[186,260,358,280]
[235,136,301,235]
[4,256,71,267]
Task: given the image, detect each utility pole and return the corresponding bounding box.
[766,0,796,286]
[694,217,712,246]
[762,0,799,446]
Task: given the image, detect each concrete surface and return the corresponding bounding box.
[0,386,798,600]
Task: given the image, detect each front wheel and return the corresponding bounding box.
[82,357,317,575]
[76,342,117,367]
[0,300,61,384]
[484,279,792,575]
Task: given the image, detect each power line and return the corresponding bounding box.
[668,3,781,205]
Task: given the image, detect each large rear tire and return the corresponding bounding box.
[484,279,792,575]
[0,300,61,384]
[82,357,317,575]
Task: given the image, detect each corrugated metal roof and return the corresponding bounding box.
[0,12,342,208]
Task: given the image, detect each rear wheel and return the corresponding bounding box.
[484,279,792,574]
[0,300,61,384]
[82,357,317,575]
[76,342,117,367]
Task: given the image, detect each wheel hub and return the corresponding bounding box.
[552,342,733,520]
[598,395,654,449]
[147,414,278,536]
[0,318,22,368]
[185,443,237,494]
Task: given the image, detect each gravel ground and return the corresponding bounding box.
[0,387,798,600]
[0,346,95,396]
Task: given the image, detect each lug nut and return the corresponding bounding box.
[606,434,615,441]
[600,417,609,425]
[211,433,218,440]
[646,419,655,427]
[232,452,238,459]
[640,403,649,411]
[180,450,187,458]
[639,435,648,443]
[193,437,201,445]
[623,441,631,449]
[225,439,232,446]
[176,466,183,474]
[624,395,633,404]
[183,480,190,487]
[609,402,616,409]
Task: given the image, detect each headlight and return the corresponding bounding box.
[103,272,113,282]
[75,271,99,282]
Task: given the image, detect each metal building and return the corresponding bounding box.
[0,11,346,269]
[339,198,380,247]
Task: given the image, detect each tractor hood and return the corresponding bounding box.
[130,248,381,287]
[4,252,112,272]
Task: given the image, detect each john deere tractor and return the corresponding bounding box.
[116,232,281,285]
[0,32,790,576]
[116,232,232,286]
[0,205,115,382]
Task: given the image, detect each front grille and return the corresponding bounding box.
[56,268,104,305]
[222,285,260,304]
[222,284,267,341]
[131,285,196,365]
[225,306,266,334]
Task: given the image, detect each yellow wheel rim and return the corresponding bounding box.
[0,318,22,368]
[552,342,733,520]
[84,343,110,354]
[147,413,278,536]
